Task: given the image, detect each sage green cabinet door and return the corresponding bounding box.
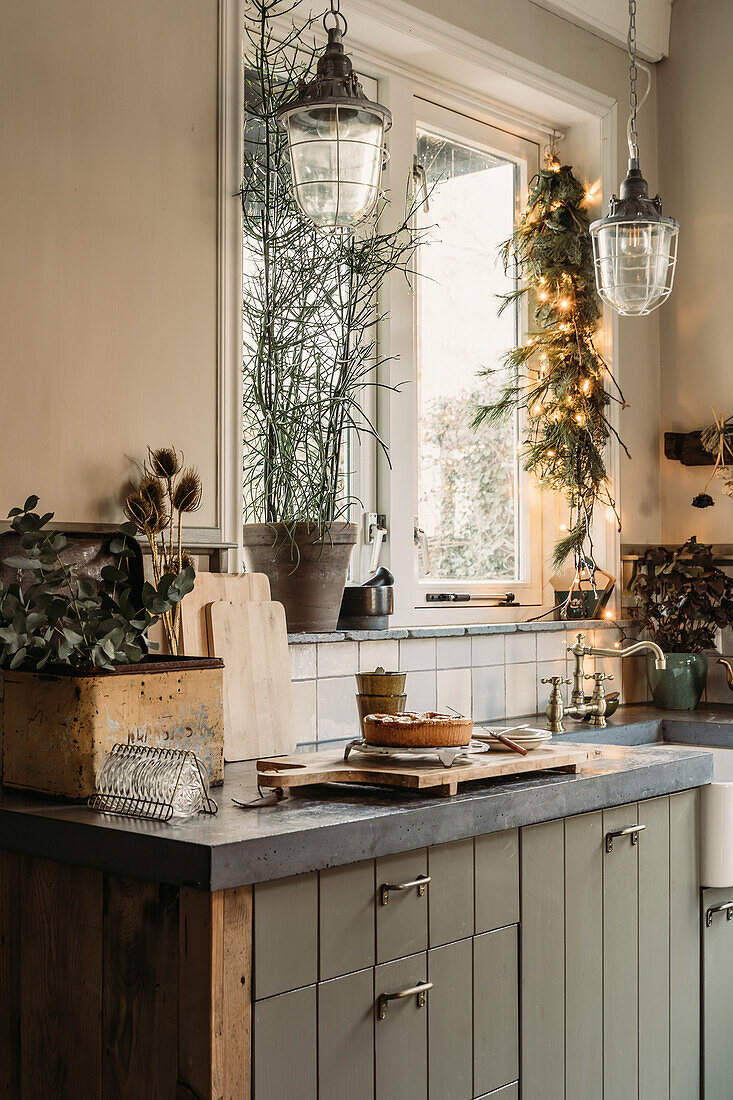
[254,872,318,999]
[670,789,700,1100]
[375,953,429,1100]
[475,829,519,933]
[319,860,375,980]
[318,968,374,1100]
[702,886,733,1100]
[520,818,565,1100]
[603,804,639,1100]
[253,985,316,1100]
[474,925,519,1096]
[638,796,670,1100]
[564,811,603,1100]
[376,850,429,963]
[427,938,472,1100]
[428,838,474,947]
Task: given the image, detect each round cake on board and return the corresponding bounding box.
[363,711,473,748]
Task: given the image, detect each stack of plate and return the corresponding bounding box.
[475,727,553,752]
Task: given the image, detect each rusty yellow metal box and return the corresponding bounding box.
[2,656,224,800]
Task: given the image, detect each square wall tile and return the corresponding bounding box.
[471,634,505,667]
[317,676,359,741]
[536,630,567,664]
[436,635,472,670]
[318,641,358,678]
[405,669,437,713]
[292,680,317,744]
[472,666,505,723]
[505,663,537,718]
[359,639,399,673]
[289,643,316,681]
[437,668,472,717]
[505,633,536,664]
[400,637,436,671]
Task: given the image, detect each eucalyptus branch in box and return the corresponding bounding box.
[123,447,202,653]
[0,496,194,672]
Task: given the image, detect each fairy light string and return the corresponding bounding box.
[474,149,630,571]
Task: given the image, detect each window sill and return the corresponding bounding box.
[287,618,636,644]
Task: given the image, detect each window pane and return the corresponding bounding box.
[416,126,520,581]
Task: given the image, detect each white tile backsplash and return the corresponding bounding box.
[472,665,505,722]
[505,663,537,717]
[536,661,567,713]
[505,632,537,664]
[318,641,358,678]
[317,676,359,741]
[537,630,568,664]
[292,679,317,743]
[437,668,472,717]
[471,634,505,667]
[406,669,437,713]
[399,637,437,671]
[436,635,472,669]
[289,643,317,681]
[359,639,399,673]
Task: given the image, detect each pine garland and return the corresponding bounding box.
[473,154,629,569]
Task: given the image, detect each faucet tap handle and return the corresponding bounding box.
[584,671,614,683]
[541,676,572,686]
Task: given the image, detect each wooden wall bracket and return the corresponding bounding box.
[664,431,716,467]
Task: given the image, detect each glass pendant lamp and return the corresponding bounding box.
[590,0,679,316]
[276,0,392,230]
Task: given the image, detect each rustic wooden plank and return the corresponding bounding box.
[178,885,252,1100]
[103,875,179,1098]
[0,851,20,1097]
[20,856,103,1098]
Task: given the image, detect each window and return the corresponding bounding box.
[384,96,541,618]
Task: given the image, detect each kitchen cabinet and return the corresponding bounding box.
[473,926,519,1096]
[701,886,733,1099]
[520,791,699,1100]
[253,985,317,1099]
[375,849,429,963]
[318,968,374,1100]
[375,953,429,1100]
[427,938,473,1099]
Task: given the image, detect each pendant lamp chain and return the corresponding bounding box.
[627,0,640,162]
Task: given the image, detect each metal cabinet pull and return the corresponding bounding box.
[379,875,430,906]
[706,901,733,928]
[605,824,646,852]
[377,981,433,1020]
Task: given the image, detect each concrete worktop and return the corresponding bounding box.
[0,704,719,891]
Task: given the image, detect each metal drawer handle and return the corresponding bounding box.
[379,875,430,906]
[605,824,645,852]
[706,901,733,928]
[377,981,433,1020]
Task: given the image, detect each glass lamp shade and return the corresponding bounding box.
[279,102,387,229]
[590,217,679,316]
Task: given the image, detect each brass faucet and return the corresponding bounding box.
[543,631,666,734]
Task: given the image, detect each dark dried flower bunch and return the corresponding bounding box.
[172,467,202,514]
[148,446,182,481]
[692,493,715,509]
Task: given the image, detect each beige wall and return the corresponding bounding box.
[0,0,663,546]
[658,0,732,543]
[0,0,219,526]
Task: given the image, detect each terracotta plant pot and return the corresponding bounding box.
[647,652,708,710]
[241,522,357,633]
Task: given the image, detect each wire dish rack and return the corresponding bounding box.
[88,743,218,822]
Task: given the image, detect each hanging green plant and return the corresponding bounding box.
[473,153,629,569]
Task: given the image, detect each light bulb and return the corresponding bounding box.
[619,223,652,257]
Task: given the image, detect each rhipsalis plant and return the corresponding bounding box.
[242,0,424,539]
[473,154,629,569]
[0,497,194,671]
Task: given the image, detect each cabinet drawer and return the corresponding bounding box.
[320,860,375,980]
[475,829,519,933]
[428,838,474,947]
[474,926,519,1096]
[375,953,429,1100]
[427,938,472,1099]
[253,985,316,1100]
[376,850,429,963]
[253,872,318,999]
[318,969,374,1100]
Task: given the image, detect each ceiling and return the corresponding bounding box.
[529,0,673,61]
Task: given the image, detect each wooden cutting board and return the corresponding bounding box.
[256,743,602,797]
[180,571,270,656]
[206,599,296,762]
